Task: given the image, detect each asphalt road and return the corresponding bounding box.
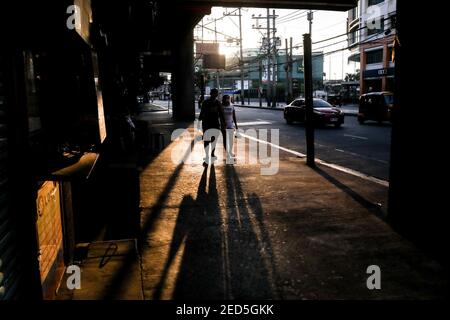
[232,106,392,181]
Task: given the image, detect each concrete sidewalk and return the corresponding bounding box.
[59,119,446,300]
[137,129,445,299]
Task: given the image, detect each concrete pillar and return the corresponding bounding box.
[172,30,195,121]
[388,0,447,265]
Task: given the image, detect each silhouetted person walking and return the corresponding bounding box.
[199,88,225,166]
[221,94,238,164]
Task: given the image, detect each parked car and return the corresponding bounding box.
[358,92,394,124]
[284,98,345,127]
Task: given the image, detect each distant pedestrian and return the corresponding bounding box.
[199,88,225,166]
[221,95,238,163]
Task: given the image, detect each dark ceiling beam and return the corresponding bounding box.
[160,0,356,11]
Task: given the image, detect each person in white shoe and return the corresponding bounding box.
[221,95,238,163]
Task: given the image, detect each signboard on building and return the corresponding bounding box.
[203,54,226,70]
[196,42,220,55]
[363,67,395,79]
[36,181,65,299]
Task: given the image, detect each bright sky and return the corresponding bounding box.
[195,7,359,80]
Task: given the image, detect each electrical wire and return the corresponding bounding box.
[202,8,239,27]
[276,9,304,22]
[277,10,308,23]
[201,25,239,42]
[224,29,393,74]
[277,10,316,25]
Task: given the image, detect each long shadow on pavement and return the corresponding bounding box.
[313,165,386,220]
[151,164,279,299]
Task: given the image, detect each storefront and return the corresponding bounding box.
[363,67,395,93]
[1,0,107,300]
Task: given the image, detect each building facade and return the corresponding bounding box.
[348,0,397,94]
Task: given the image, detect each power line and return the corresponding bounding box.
[210,13,397,89]
[200,25,239,42]
[314,19,347,32]
[291,11,396,49]
[224,29,392,75]
[277,10,316,25]
[202,8,239,27]
[276,9,304,21]
[277,10,308,23]
[312,14,397,52]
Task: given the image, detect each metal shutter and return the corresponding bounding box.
[0,54,21,300]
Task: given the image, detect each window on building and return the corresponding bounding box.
[366,49,384,64]
[368,0,384,6]
[349,31,358,45]
[389,14,397,30]
[349,7,358,21]
[367,18,384,36]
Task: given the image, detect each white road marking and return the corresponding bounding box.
[241,133,307,158]
[344,134,368,140]
[237,121,272,126]
[315,159,389,187]
[240,133,389,187]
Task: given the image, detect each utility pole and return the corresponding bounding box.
[304,33,315,167]
[216,71,220,90]
[214,18,219,90]
[259,59,263,107]
[214,19,218,43]
[307,10,313,37]
[227,8,245,105]
[272,10,277,108]
[239,8,245,105]
[284,38,294,104]
[307,11,313,94]
[285,38,290,104]
[252,10,277,107]
[201,18,204,43]
[289,37,293,101]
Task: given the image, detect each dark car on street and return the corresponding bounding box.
[284,98,345,127]
[358,92,394,124]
